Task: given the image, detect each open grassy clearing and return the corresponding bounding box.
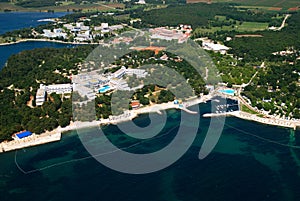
[241,104,259,115]
[195,21,269,34]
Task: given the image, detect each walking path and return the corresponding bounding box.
[277,14,291,31]
[0,132,61,153]
[269,14,291,31]
[231,111,299,130]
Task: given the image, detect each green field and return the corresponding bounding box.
[236,21,269,31]
[213,0,300,10]
[194,21,269,34]
[241,104,259,115]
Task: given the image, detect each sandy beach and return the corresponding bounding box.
[231,111,300,130]
[1,92,299,153]
[0,95,208,153]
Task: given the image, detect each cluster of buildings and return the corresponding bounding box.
[150,25,192,43]
[272,49,296,56]
[36,83,74,106]
[42,28,67,39]
[41,18,124,42]
[74,66,149,101]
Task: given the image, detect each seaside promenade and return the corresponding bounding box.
[0,132,61,153]
[1,92,298,154]
[0,96,204,154]
[231,111,300,130]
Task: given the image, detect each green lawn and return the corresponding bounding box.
[237,22,269,32]
[241,104,259,115]
[215,15,227,21]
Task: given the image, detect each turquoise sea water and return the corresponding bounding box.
[0,103,300,201]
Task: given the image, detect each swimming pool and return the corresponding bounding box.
[99,85,111,93]
[219,89,235,96]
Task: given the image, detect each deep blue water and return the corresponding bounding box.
[0,41,77,69]
[0,103,299,201]
[0,11,300,201]
[0,12,69,35]
[0,12,72,69]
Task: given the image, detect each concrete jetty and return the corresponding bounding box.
[181,107,198,114]
[203,111,238,117]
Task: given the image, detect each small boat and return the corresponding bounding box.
[37,18,56,22]
[212,99,220,103]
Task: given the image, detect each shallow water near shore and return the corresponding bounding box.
[0,102,300,201]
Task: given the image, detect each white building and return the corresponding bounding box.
[94,26,102,31]
[80,25,90,31]
[136,0,146,4]
[113,66,126,79]
[63,24,74,30]
[109,25,124,31]
[202,42,229,54]
[126,68,148,78]
[75,30,92,41]
[101,23,109,29]
[42,29,67,39]
[36,88,46,106]
[76,22,84,28]
[40,83,73,94]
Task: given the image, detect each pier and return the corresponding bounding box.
[203,111,238,117]
[181,107,198,114]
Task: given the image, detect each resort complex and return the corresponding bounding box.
[0,0,299,155]
[1,1,300,200]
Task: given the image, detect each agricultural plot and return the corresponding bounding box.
[212,0,300,10]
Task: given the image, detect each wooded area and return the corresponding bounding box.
[0,45,95,141]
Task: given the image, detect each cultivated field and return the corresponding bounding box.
[207,0,300,10]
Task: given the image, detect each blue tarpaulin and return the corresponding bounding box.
[16,131,32,139]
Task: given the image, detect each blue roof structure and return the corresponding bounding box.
[16,131,32,139]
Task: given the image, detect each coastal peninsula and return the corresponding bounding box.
[0,2,299,152]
